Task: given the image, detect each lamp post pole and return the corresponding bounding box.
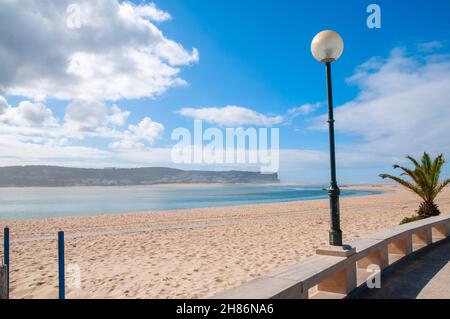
[325,61,342,246]
[311,30,346,248]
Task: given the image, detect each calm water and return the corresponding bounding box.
[0,185,380,219]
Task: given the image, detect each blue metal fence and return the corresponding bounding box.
[3,227,9,298]
[58,231,65,300]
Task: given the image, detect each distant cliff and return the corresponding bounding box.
[0,166,279,187]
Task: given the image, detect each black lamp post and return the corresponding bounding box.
[311,30,344,246]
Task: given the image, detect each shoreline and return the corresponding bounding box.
[2,185,449,299]
[0,182,390,188]
[1,186,389,233]
[4,187,387,243]
[0,184,384,222]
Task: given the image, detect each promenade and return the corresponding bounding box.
[351,238,450,299]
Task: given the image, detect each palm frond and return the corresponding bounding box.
[421,152,432,174]
[406,155,432,191]
[406,155,421,169]
[394,165,427,187]
[379,173,426,199]
[435,178,450,196]
[430,154,445,188]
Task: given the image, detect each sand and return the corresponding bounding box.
[1,185,449,299]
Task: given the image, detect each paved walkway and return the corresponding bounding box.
[351,238,450,299]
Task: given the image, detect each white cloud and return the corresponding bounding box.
[0,99,57,126]
[0,0,198,101]
[64,100,109,131]
[110,117,164,149]
[108,105,130,127]
[0,96,9,114]
[129,117,164,144]
[121,1,171,22]
[16,101,57,126]
[288,102,323,118]
[64,100,130,133]
[178,106,284,126]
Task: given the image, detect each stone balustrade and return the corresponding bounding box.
[212,215,450,299]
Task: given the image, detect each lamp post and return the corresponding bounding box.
[311,30,344,246]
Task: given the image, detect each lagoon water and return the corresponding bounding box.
[0,184,380,219]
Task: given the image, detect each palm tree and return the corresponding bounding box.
[380,152,450,218]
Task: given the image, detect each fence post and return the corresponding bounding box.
[4,227,9,299]
[58,231,65,300]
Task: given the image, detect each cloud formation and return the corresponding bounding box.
[0,0,198,101]
[288,102,323,118]
[0,98,57,126]
[109,117,165,149]
[64,100,130,132]
[0,96,165,156]
[178,106,284,126]
[312,47,450,163]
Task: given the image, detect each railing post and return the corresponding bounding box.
[4,227,9,298]
[58,231,65,300]
[445,221,450,237]
[432,222,449,242]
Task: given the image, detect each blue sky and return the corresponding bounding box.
[1,0,450,184]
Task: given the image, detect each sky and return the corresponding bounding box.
[1,0,450,184]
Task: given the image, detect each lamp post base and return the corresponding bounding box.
[329,228,343,246]
[316,244,356,257]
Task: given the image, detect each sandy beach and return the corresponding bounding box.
[1,185,449,299]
